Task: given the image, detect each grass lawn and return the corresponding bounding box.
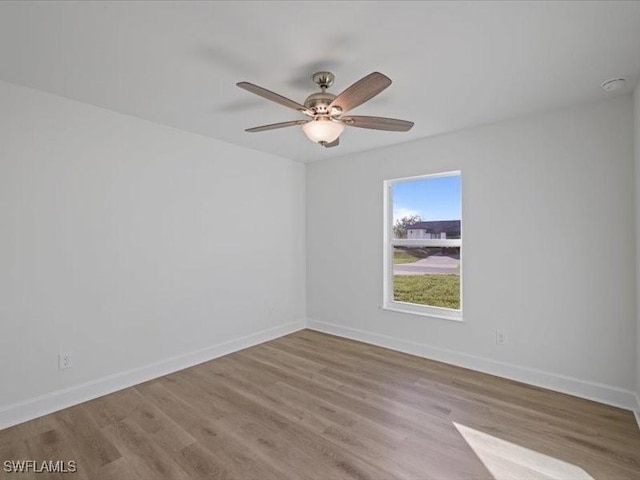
[394,274,460,309]
[393,249,421,264]
[393,247,435,264]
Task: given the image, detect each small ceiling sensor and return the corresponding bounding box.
[601,78,627,92]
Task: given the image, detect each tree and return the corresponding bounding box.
[393,215,421,239]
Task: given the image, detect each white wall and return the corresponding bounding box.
[0,80,305,423]
[307,95,637,407]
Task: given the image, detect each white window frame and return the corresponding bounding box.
[382,170,463,321]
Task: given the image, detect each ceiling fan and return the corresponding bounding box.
[236,71,414,148]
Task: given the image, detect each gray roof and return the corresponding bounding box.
[407,220,461,235]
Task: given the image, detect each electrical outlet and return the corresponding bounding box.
[58,353,72,370]
[496,330,507,345]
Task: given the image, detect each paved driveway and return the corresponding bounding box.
[394,254,460,275]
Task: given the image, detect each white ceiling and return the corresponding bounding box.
[1,1,639,162]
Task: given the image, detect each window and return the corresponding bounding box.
[383,171,462,321]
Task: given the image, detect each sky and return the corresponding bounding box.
[392,174,461,223]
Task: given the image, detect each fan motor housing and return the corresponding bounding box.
[304,92,337,114]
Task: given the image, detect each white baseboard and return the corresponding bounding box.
[634,394,640,430]
[0,321,305,430]
[307,319,638,413]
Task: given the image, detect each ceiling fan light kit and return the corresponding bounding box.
[302,118,344,144]
[237,71,414,148]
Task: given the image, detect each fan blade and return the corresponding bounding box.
[321,137,339,148]
[341,115,414,131]
[245,120,309,133]
[329,72,392,113]
[237,82,312,116]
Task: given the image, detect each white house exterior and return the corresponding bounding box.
[406,220,461,239]
[408,230,447,239]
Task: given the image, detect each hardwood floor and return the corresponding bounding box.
[1,329,639,479]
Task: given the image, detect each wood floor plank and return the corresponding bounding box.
[175,442,235,480]
[23,429,90,480]
[135,381,297,480]
[127,398,197,452]
[101,417,191,480]
[1,329,639,479]
[81,386,146,428]
[53,405,122,473]
[0,415,58,450]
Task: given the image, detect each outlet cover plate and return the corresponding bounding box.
[58,353,72,370]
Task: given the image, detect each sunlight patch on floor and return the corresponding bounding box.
[453,423,594,480]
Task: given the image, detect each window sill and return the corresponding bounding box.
[381,303,463,322]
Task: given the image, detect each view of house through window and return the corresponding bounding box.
[385,172,462,317]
